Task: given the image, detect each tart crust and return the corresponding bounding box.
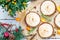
[40,0,56,16]
[37,22,54,38]
[25,11,41,27]
[54,14,60,29]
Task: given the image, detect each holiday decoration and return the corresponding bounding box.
[41,13,51,22]
[4,32,9,38]
[15,28,19,32]
[28,27,36,34]
[57,6,60,12]
[0,0,29,17]
[9,34,15,40]
[57,29,60,35]
[26,26,31,31]
[0,23,24,40]
[1,23,12,28]
[41,17,46,22]
[13,27,24,40]
[0,25,6,39]
[26,26,36,34]
[15,17,21,21]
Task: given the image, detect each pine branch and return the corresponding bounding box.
[13,26,24,40]
[0,0,30,17]
[41,13,51,22]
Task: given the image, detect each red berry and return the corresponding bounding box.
[4,32,9,38]
[15,28,18,32]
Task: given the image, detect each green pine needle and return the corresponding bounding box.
[13,26,24,40]
[41,13,51,22]
[28,27,36,34]
[0,0,30,17]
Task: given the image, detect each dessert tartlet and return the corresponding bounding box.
[25,11,40,27]
[54,14,60,28]
[40,1,56,16]
[38,22,53,38]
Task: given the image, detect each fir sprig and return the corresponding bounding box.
[41,13,51,22]
[0,25,24,40]
[13,26,24,40]
[0,26,8,40]
[28,27,36,34]
[0,0,30,17]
